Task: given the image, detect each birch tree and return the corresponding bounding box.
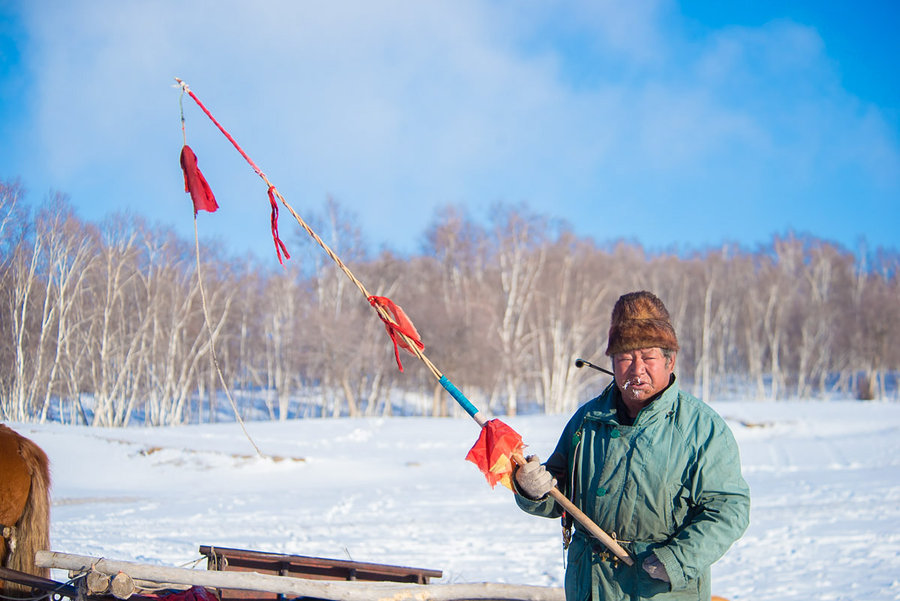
[532,234,611,413]
[419,205,493,416]
[489,206,547,416]
[300,198,386,417]
[0,180,36,420]
[34,197,100,422]
[85,216,151,426]
[259,268,309,420]
[688,248,740,402]
[793,242,845,398]
[5,200,45,420]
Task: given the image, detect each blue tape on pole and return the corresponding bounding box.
[439,375,479,417]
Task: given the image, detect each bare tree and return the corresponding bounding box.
[0,180,37,420]
[793,242,845,398]
[298,197,395,417]
[684,248,741,402]
[532,234,612,413]
[846,245,900,400]
[85,216,153,426]
[34,197,100,422]
[3,178,900,423]
[5,199,47,420]
[418,205,494,416]
[488,205,548,416]
[258,267,310,420]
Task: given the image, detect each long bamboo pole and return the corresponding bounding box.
[175,78,633,566]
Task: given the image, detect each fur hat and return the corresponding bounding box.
[605,291,679,356]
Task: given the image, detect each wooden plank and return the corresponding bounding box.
[199,545,442,583]
[36,551,563,601]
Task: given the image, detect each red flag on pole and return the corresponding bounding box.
[180,144,219,214]
[368,296,424,372]
[465,419,525,490]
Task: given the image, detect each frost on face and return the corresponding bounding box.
[623,377,644,390]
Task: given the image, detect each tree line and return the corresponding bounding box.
[1,180,897,426]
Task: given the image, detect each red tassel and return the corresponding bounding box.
[368,296,424,371]
[267,186,291,265]
[180,145,219,214]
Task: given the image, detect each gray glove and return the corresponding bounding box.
[515,455,556,499]
[642,555,670,583]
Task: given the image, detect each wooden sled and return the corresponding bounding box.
[198,545,442,600]
[32,549,565,601]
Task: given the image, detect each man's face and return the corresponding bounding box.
[612,347,676,403]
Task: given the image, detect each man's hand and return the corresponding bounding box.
[515,455,556,499]
[642,555,670,583]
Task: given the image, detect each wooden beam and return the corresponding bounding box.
[36,551,564,601]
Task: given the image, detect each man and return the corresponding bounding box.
[514,291,750,600]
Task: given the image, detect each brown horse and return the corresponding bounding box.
[0,424,51,594]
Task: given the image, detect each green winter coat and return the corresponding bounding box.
[515,377,750,601]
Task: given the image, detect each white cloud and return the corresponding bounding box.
[11,0,899,256]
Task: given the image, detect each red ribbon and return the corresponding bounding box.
[267,186,291,265]
[368,296,424,371]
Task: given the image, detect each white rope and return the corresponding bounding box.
[193,218,263,458]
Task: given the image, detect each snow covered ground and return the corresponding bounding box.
[8,400,900,600]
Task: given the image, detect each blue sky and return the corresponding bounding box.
[1,1,897,261]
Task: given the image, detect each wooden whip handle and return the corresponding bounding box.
[513,453,634,566]
[547,487,634,566]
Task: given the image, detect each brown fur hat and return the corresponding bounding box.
[605,291,679,356]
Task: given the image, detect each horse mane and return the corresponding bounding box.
[7,431,51,580]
